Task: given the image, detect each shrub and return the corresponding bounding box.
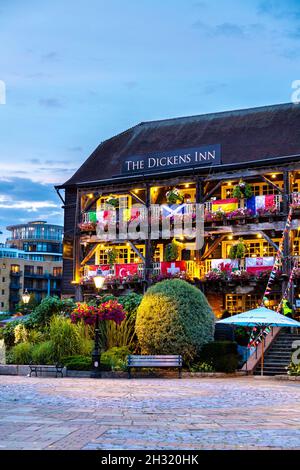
[14,323,29,344]
[63,355,92,370]
[2,320,24,349]
[101,346,130,371]
[199,341,239,373]
[49,315,91,362]
[31,341,55,364]
[135,279,215,363]
[24,296,77,328]
[190,361,215,373]
[9,342,33,364]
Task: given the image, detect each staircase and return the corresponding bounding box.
[254,330,300,376]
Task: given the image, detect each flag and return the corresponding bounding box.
[246,195,276,214]
[211,259,239,272]
[115,263,139,278]
[245,257,274,274]
[211,198,238,213]
[161,204,186,219]
[84,265,111,278]
[160,261,186,275]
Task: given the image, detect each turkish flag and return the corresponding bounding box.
[115,263,139,278]
[160,261,186,275]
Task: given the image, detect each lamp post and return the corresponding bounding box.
[21,290,30,315]
[91,269,105,378]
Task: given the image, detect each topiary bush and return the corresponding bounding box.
[199,341,239,373]
[135,279,215,363]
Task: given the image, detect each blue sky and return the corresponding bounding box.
[0,0,300,241]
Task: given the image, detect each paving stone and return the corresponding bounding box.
[0,375,299,449]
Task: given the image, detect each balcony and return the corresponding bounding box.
[10,271,22,277]
[9,282,22,290]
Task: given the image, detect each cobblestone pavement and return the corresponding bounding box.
[0,375,300,450]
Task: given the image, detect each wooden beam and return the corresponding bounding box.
[80,243,99,266]
[203,181,222,202]
[201,235,226,260]
[55,187,65,205]
[257,231,279,252]
[127,240,146,263]
[129,191,145,205]
[260,175,283,194]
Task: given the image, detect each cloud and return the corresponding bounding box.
[124,81,138,90]
[0,177,63,240]
[191,21,264,38]
[68,146,83,153]
[41,51,59,61]
[39,98,64,108]
[258,0,300,21]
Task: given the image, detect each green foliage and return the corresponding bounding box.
[135,279,215,363]
[62,355,92,370]
[1,320,24,349]
[9,342,33,364]
[106,248,118,267]
[232,181,253,199]
[49,315,92,362]
[105,317,136,350]
[190,361,215,373]
[199,341,239,373]
[15,297,38,315]
[25,296,77,328]
[229,238,245,259]
[118,293,142,320]
[101,346,130,371]
[14,323,29,344]
[31,341,55,364]
[164,240,179,262]
[288,362,300,376]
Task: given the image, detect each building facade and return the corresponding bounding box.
[57,103,300,317]
[0,221,63,312]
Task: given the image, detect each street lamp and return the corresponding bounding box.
[91,268,105,378]
[22,290,30,305]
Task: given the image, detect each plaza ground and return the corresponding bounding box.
[0,376,300,450]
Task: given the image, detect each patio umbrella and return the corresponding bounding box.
[217,307,300,376]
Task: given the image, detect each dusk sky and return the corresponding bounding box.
[0,0,300,241]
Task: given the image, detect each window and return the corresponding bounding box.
[225,294,281,314]
[221,181,284,199]
[96,245,145,265]
[1,290,4,295]
[37,266,43,275]
[10,265,20,273]
[24,265,34,275]
[153,244,163,262]
[2,277,5,283]
[53,267,62,277]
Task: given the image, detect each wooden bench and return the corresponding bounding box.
[28,363,64,378]
[127,355,182,378]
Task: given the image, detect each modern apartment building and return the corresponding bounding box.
[0,221,63,312]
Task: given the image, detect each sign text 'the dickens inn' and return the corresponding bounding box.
[121,144,221,175]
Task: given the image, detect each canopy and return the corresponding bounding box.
[217,307,300,328]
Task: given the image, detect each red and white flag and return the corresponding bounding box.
[85,265,111,278]
[160,261,186,275]
[211,259,238,272]
[245,257,274,274]
[115,263,139,278]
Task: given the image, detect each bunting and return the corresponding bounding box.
[247,206,294,348]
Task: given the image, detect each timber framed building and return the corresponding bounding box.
[57,103,300,318]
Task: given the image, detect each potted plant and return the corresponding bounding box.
[232,180,253,199]
[164,239,179,262]
[166,187,184,204]
[106,247,117,267]
[106,194,119,208]
[229,238,246,260]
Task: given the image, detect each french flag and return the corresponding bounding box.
[246,195,276,214]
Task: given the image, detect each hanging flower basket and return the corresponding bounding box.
[232,180,253,199]
[106,194,119,208]
[166,187,184,204]
[78,222,97,232]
